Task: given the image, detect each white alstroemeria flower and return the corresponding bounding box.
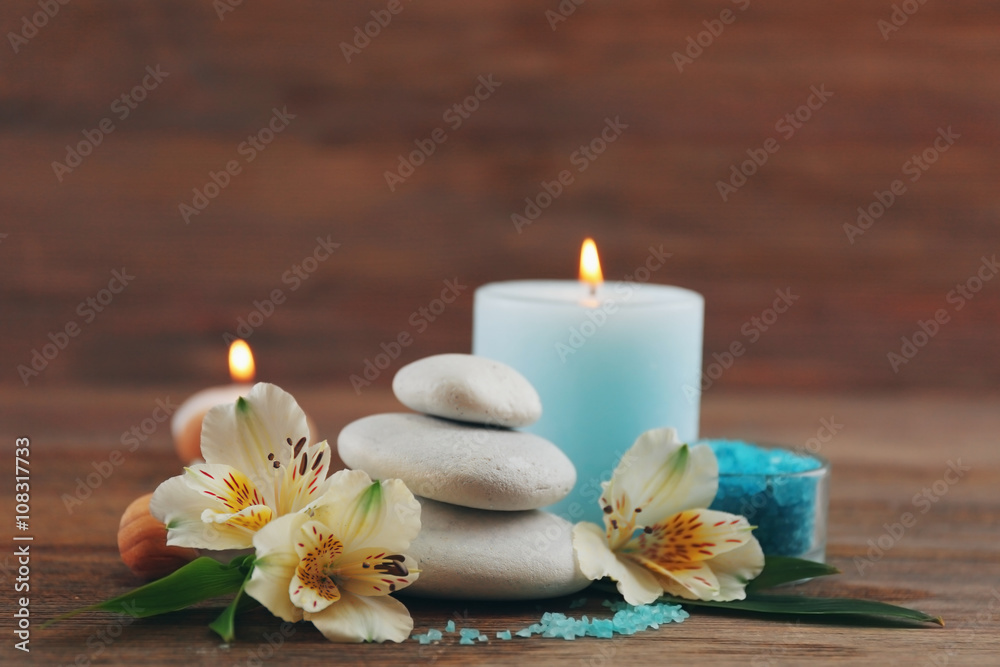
[246,469,421,643]
[151,383,335,551]
[572,427,764,605]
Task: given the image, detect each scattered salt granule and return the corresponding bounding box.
[458,627,480,645]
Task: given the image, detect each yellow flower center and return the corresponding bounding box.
[293,531,344,605]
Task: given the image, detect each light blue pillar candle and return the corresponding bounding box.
[473,279,704,524]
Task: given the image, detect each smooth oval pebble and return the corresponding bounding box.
[392,353,542,428]
[402,498,590,600]
[337,413,575,511]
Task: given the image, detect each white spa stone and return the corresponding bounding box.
[392,353,542,428]
[337,413,575,511]
[402,498,591,600]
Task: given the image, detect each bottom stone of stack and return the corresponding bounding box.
[402,498,591,601]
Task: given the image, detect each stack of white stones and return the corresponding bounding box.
[337,353,590,600]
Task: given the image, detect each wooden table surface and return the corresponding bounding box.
[3,387,998,666]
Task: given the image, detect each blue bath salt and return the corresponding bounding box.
[511,602,687,640]
[703,439,823,557]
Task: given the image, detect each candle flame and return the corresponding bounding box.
[579,238,603,291]
[228,340,255,382]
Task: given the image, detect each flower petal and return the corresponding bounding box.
[640,533,764,602]
[646,559,721,600]
[310,472,421,553]
[334,549,419,597]
[705,538,765,601]
[184,463,273,533]
[285,520,345,614]
[306,592,414,643]
[247,512,309,623]
[276,439,335,516]
[289,569,341,615]
[572,522,661,606]
[150,474,255,550]
[604,428,718,527]
[293,520,345,561]
[200,382,311,496]
[626,509,756,564]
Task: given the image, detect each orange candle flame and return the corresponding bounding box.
[579,238,603,293]
[228,340,255,382]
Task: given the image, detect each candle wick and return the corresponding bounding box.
[588,283,597,297]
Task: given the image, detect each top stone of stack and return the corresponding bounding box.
[392,354,542,428]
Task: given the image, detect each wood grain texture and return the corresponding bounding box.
[1,388,997,665]
[1,0,999,393]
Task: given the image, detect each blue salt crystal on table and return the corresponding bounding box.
[704,439,824,558]
[511,602,687,640]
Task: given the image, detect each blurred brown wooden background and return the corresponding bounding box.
[2,0,999,394]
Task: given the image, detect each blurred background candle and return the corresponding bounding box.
[473,240,704,524]
[171,340,256,463]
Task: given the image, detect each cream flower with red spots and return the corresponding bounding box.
[245,469,421,643]
[572,428,764,604]
[150,383,335,550]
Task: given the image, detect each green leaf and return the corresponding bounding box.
[209,560,256,643]
[45,555,255,628]
[659,593,944,626]
[747,556,841,592]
